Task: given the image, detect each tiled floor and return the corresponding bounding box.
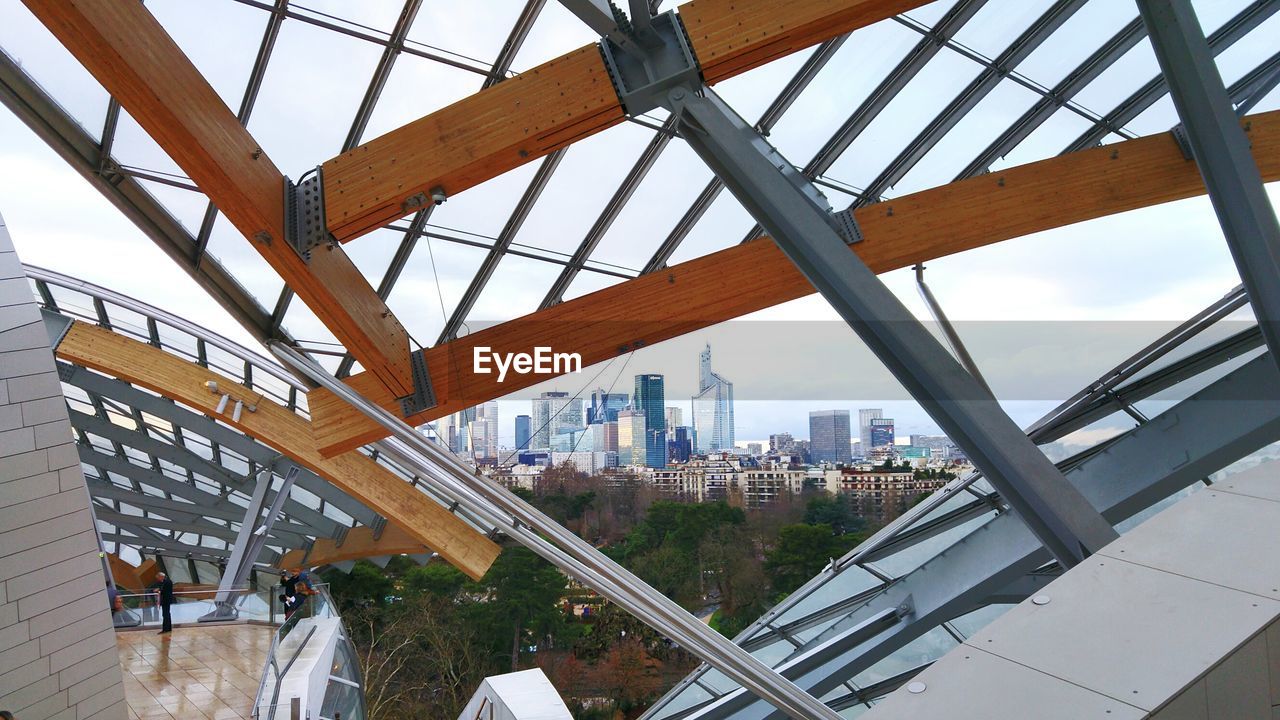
[116,623,274,720]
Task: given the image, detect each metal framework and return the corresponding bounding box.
[28,265,500,577]
[4,0,1280,715]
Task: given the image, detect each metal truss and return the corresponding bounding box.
[8,0,1276,360]
[29,262,504,562]
[0,48,290,349]
[646,339,1279,719]
[1139,0,1280,374]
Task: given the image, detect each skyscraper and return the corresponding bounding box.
[468,402,499,461]
[858,408,883,455]
[588,388,629,424]
[810,409,852,465]
[870,417,895,449]
[531,391,584,449]
[634,374,667,468]
[617,409,643,466]
[669,426,693,463]
[692,344,734,453]
[514,414,531,450]
[665,406,683,433]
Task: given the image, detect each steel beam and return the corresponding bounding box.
[673,352,1280,720]
[271,341,847,720]
[1066,1,1278,153]
[665,85,1116,567]
[1137,0,1280,374]
[0,49,286,347]
[60,364,365,530]
[203,466,299,620]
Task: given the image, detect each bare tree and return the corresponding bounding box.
[349,596,490,720]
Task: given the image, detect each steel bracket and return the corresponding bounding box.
[398,349,437,416]
[282,169,332,262]
[598,10,701,117]
[1171,124,1195,160]
[832,207,863,244]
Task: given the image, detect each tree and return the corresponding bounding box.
[700,525,770,638]
[587,639,664,711]
[473,547,568,670]
[764,524,860,594]
[803,494,865,536]
[348,594,489,720]
[402,562,466,598]
[324,560,395,609]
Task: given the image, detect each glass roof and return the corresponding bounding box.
[2,0,1279,714]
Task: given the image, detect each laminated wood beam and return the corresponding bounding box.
[276,525,430,570]
[54,320,501,579]
[22,0,416,397]
[320,0,932,242]
[307,111,1280,456]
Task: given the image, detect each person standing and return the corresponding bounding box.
[157,572,174,634]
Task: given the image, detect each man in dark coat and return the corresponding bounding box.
[157,572,175,634]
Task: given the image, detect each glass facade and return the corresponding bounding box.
[810,410,852,465]
[634,374,667,468]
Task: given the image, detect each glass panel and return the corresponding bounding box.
[947,603,1013,639]
[851,626,957,688]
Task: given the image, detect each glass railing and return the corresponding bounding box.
[253,584,339,720]
[112,586,277,629]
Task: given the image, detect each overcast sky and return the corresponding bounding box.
[1,0,1277,448]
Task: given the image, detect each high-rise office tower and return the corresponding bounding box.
[870,417,895,449]
[449,406,477,453]
[669,426,693,463]
[665,406,683,433]
[602,420,619,453]
[634,374,667,468]
[467,402,499,460]
[858,408,883,455]
[530,391,585,449]
[810,409,852,464]
[617,409,644,466]
[514,414,531,450]
[692,344,734,453]
[588,388,629,424]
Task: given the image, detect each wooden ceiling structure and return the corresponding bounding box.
[11,0,1280,577]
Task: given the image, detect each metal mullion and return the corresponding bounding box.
[440,150,567,340]
[485,0,546,87]
[97,98,121,175]
[641,29,871,271]
[340,0,545,376]
[642,177,723,273]
[539,119,675,310]
[1233,49,1280,116]
[956,16,1147,181]
[346,0,553,364]
[1064,0,1279,153]
[344,0,422,152]
[0,51,285,346]
[854,0,1088,210]
[736,0,989,243]
[226,0,491,77]
[336,207,434,378]
[193,0,288,271]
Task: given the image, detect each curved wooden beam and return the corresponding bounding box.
[319,0,930,242]
[308,111,1280,456]
[275,525,430,571]
[22,0,416,398]
[106,552,143,591]
[52,320,501,579]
